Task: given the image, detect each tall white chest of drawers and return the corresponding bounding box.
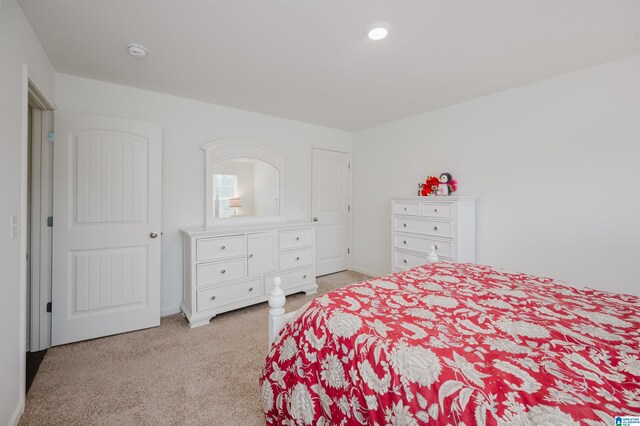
[391,196,477,271]
[181,222,317,328]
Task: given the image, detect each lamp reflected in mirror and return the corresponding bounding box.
[228,197,242,216]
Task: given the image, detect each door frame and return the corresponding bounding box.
[19,68,55,409]
[310,148,353,275]
[28,90,55,352]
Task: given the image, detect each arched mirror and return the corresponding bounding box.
[203,138,285,226]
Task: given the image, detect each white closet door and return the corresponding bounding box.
[312,149,351,276]
[51,112,162,346]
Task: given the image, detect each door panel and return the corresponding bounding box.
[312,149,351,276]
[52,112,161,346]
[248,232,277,276]
[74,132,148,224]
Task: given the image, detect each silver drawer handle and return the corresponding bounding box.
[220,245,226,250]
[296,237,300,241]
[403,240,407,244]
[249,254,254,258]
[210,296,216,301]
[303,274,307,279]
[296,257,300,261]
[403,223,407,227]
[221,270,226,274]
[403,259,408,263]
[434,226,438,231]
[248,287,253,292]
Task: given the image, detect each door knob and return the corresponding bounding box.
[313,217,319,222]
[150,232,158,238]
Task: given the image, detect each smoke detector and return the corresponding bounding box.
[127,43,148,57]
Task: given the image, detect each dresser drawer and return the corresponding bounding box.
[279,228,313,250]
[196,258,246,286]
[394,250,429,269]
[197,278,263,311]
[394,217,453,238]
[421,203,453,219]
[196,235,244,262]
[393,202,420,216]
[279,248,313,271]
[394,233,453,258]
[265,267,314,294]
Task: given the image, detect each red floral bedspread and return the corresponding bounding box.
[260,263,640,425]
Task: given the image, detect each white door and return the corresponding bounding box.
[312,149,351,276]
[248,232,277,276]
[51,112,162,346]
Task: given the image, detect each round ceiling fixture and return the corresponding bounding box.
[127,43,148,57]
[368,27,388,41]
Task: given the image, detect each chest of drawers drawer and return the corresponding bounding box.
[394,250,429,269]
[265,266,314,294]
[279,228,313,250]
[279,248,313,271]
[196,258,246,287]
[393,202,420,216]
[196,235,244,262]
[394,217,453,238]
[421,203,453,219]
[394,233,453,258]
[197,278,263,311]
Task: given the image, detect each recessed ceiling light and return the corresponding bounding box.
[368,27,388,41]
[127,43,148,57]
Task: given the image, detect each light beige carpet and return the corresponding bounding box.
[20,271,370,426]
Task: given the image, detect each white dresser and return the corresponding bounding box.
[181,222,317,328]
[391,196,477,271]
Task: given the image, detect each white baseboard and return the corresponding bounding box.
[349,266,384,278]
[161,306,181,317]
[9,398,24,426]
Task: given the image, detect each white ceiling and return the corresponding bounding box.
[18,0,640,131]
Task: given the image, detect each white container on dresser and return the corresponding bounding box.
[391,196,477,272]
[181,222,317,328]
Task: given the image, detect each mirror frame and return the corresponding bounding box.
[202,137,285,226]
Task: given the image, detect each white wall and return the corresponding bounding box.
[0,0,56,423]
[54,73,353,314]
[253,160,279,216]
[352,54,640,297]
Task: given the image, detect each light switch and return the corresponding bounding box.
[10,214,18,238]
